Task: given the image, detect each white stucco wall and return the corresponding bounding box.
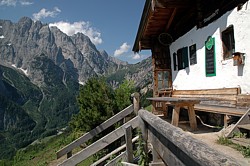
[170,3,250,94]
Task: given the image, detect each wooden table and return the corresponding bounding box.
[147,97,201,130]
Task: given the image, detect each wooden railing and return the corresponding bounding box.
[56,104,134,159]
[138,109,240,166]
[58,116,139,166]
[57,92,240,166]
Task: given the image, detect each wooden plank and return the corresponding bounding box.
[238,124,250,130]
[194,104,247,116]
[231,138,250,147]
[57,105,134,159]
[58,117,139,166]
[165,8,177,31]
[148,127,184,166]
[171,106,180,127]
[91,136,139,166]
[121,162,138,166]
[149,162,165,166]
[226,108,250,138]
[138,109,240,166]
[237,94,250,108]
[124,125,133,163]
[172,87,239,95]
[105,151,127,166]
[172,94,237,101]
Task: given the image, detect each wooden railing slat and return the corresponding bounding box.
[56,105,134,159]
[58,116,139,166]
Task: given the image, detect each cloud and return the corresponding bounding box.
[20,0,33,6]
[0,0,17,6]
[49,21,102,45]
[114,42,131,57]
[33,7,61,21]
[132,53,141,60]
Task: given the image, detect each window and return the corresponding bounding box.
[222,26,235,59]
[189,44,197,65]
[177,47,189,70]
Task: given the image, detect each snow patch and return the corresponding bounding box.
[0,26,2,28]
[7,43,11,46]
[79,81,84,85]
[0,35,4,39]
[11,64,28,76]
[20,68,29,76]
[11,64,17,68]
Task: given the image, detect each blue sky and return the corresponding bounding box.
[0,0,150,64]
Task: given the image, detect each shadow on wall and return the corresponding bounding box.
[171,10,233,83]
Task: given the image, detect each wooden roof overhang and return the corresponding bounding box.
[133,0,248,52]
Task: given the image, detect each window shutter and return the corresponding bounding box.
[177,49,183,70]
[182,47,189,68]
[173,53,177,71]
[189,44,197,65]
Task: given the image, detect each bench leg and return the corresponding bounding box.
[188,105,197,131]
[172,106,180,127]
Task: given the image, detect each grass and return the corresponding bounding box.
[11,131,95,166]
[217,135,250,158]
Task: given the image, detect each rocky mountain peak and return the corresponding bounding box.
[0,17,129,84]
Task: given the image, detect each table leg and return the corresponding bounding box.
[152,101,156,114]
[188,105,197,130]
[172,106,180,127]
[162,102,168,118]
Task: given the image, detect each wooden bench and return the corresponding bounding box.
[171,87,249,127]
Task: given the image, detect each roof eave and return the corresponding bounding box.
[132,0,151,53]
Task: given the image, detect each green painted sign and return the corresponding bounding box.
[205,37,216,77]
[205,36,214,50]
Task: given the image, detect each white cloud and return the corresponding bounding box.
[132,53,141,60]
[33,7,61,21]
[114,42,130,57]
[49,21,102,45]
[20,0,33,6]
[0,0,17,6]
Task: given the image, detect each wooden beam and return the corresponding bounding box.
[165,8,177,32]
[105,151,127,166]
[155,0,192,8]
[91,136,139,166]
[138,109,240,166]
[124,125,133,163]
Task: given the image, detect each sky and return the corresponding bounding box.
[0,0,151,64]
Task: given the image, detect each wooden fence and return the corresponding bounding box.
[57,92,240,166]
[138,109,240,166]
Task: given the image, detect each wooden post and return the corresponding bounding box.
[132,92,140,115]
[171,105,180,126]
[139,116,148,156]
[187,104,197,130]
[124,125,133,163]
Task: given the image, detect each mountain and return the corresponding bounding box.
[0,17,152,160]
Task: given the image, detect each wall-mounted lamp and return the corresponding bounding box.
[232,52,245,66]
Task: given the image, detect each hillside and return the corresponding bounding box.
[0,17,153,161]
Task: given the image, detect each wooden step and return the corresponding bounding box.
[231,138,250,147]
[238,124,250,131]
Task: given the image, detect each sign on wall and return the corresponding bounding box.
[205,37,216,76]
